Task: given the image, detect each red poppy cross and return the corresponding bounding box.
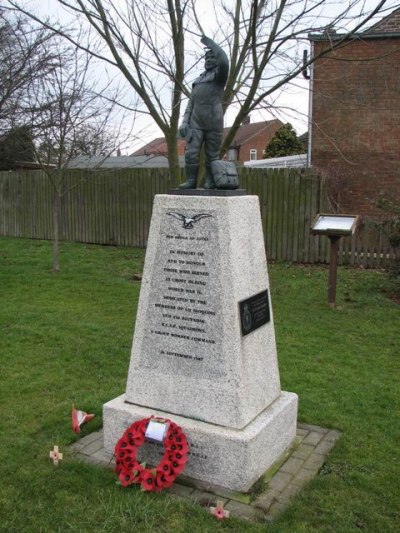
[210,500,230,520]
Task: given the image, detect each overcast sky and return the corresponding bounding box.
[11,0,400,152]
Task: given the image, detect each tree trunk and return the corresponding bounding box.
[52,191,61,273]
[166,133,181,188]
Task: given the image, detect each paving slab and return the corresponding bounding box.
[190,490,228,507]
[292,443,315,460]
[302,431,324,446]
[267,471,294,493]
[253,489,279,512]
[292,466,320,486]
[303,453,326,470]
[279,456,304,476]
[225,500,265,522]
[314,438,340,455]
[276,482,303,505]
[70,422,340,523]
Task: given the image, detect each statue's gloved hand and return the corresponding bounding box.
[178,123,188,138]
[201,35,214,49]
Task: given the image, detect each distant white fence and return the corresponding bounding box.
[244,153,308,169]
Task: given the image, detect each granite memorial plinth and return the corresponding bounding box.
[103,193,298,492]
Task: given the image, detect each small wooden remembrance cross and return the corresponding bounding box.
[49,445,63,465]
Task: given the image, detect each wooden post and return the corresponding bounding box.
[328,235,341,307]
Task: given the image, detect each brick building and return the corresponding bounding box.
[309,8,400,217]
[132,117,283,166]
[132,137,187,158]
[223,117,283,164]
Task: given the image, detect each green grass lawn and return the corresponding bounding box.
[0,237,399,532]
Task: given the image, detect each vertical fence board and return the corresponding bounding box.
[124,172,131,247]
[285,172,294,262]
[282,171,291,261]
[310,176,318,263]
[298,174,307,262]
[9,174,16,236]
[277,171,286,261]
[269,172,277,260]
[261,170,268,247]
[292,173,301,263]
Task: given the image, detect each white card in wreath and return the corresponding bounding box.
[145,420,169,442]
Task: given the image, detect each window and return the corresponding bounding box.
[250,149,257,160]
[227,148,236,161]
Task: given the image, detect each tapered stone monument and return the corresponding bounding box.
[103,192,298,492]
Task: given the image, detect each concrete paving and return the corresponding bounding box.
[70,422,340,523]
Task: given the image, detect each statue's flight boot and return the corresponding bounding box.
[179,165,198,189]
[204,164,215,189]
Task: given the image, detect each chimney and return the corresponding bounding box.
[323,27,337,37]
[242,115,251,125]
[117,148,122,156]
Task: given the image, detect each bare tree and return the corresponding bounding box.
[28,45,118,165]
[0,8,56,132]
[5,0,393,180]
[24,41,132,272]
[319,166,352,213]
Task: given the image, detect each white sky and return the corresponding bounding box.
[8,0,400,153]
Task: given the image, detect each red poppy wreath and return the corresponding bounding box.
[114,416,189,492]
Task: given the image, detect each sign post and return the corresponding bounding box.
[311,214,359,307]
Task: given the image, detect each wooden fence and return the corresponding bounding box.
[0,167,396,267]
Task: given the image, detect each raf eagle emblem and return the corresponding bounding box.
[167,212,212,229]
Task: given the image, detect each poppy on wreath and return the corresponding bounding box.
[118,468,136,487]
[168,450,187,466]
[155,470,175,490]
[175,441,190,454]
[157,458,173,476]
[141,470,157,491]
[169,458,186,475]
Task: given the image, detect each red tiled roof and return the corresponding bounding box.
[224,119,282,147]
[131,137,168,156]
[131,119,283,155]
[131,137,187,156]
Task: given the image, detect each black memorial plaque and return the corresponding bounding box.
[239,289,270,336]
